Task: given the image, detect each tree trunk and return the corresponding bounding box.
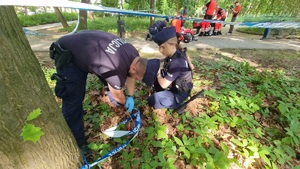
[43,7,47,13]
[149,0,155,26]
[0,6,82,169]
[79,0,90,30]
[24,6,28,16]
[54,7,69,28]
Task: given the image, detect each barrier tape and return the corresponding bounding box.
[80,109,141,169]
[191,19,300,28]
[1,0,300,28]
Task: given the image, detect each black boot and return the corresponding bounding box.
[198,32,204,36]
[145,34,149,40]
[218,31,222,35]
[149,34,153,41]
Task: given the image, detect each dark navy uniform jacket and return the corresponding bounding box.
[150,20,167,31]
[163,50,193,92]
[57,30,139,90]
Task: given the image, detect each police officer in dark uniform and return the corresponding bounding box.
[146,17,169,41]
[143,26,193,109]
[49,30,148,153]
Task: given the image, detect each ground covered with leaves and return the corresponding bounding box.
[37,46,300,169]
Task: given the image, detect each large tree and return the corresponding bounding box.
[0,6,82,168]
[79,0,89,30]
[54,7,69,28]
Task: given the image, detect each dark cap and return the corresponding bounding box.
[165,17,169,22]
[142,59,160,86]
[153,26,176,46]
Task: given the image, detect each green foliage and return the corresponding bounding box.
[125,0,149,11]
[18,12,78,27]
[101,0,119,8]
[42,68,56,92]
[86,74,104,91]
[37,8,300,167]
[84,103,113,130]
[42,51,300,168]
[61,16,150,33]
[20,109,44,143]
[237,27,265,35]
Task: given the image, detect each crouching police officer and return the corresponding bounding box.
[49,30,148,153]
[142,26,193,109]
[146,17,169,41]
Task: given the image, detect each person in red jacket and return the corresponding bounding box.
[227,1,241,34]
[199,0,216,36]
[213,6,227,35]
[171,11,184,43]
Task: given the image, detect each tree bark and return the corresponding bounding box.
[0,6,82,169]
[54,7,69,28]
[149,0,155,26]
[79,0,90,30]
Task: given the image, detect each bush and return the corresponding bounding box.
[18,12,78,27]
[61,16,151,33]
[237,27,265,35]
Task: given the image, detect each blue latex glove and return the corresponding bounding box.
[125,96,134,113]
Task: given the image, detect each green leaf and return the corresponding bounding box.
[260,153,271,166]
[166,157,177,169]
[179,147,191,158]
[259,146,271,155]
[194,128,202,135]
[205,162,215,169]
[173,136,184,146]
[144,126,155,133]
[221,142,229,154]
[231,138,244,147]
[165,147,176,156]
[158,150,166,163]
[157,130,168,139]
[176,123,184,131]
[20,123,44,143]
[132,159,140,165]
[26,108,42,121]
[150,161,160,168]
[122,151,129,160]
[152,141,162,147]
[182,134,188,145]
[282,145,296,157]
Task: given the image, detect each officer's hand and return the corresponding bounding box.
[125,96,134,113]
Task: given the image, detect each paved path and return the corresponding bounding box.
[25,23,300,53]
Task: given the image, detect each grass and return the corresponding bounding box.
[19,12,78,27]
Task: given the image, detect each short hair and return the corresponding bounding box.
[136,57,148,78]
[234,1,239,4]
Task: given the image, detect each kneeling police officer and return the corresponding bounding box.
[142,26,194,109]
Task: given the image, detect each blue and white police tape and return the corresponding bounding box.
[80,108,142,169]
[0,0,167,18]
[191,19,300,28]
[2,0,300,28]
